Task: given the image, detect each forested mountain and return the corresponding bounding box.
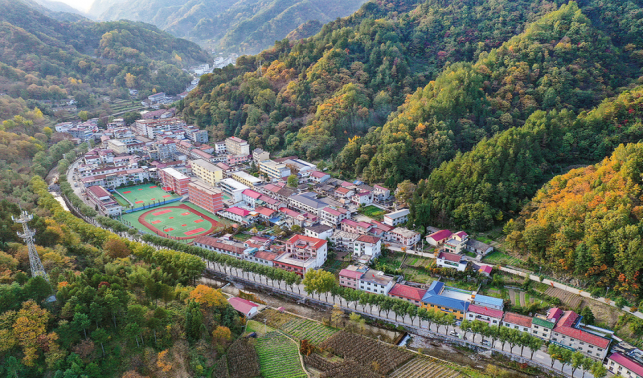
[339,1,642,186]
[88,0,367,54]
[0,0,209,101]
[406,86,643,231]
[505,143,643,299]
[181,0,643,166]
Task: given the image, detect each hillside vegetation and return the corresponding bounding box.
[0,0,209,101]
[88,0,367,55]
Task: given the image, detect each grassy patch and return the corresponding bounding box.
[233,233,253,242]
[279,318,338,345]
[357,205,385,220]
[482,250,525,266]
[246,320,275,337]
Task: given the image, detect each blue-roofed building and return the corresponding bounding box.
[472,294,505,311]
[421,281,470,320]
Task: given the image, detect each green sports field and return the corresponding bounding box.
[120,203,233,240]
[114,184,179,207]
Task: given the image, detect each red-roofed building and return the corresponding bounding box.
[339,268,364,289]
[309,170,330,183]
[436,251,468,271]
[477,264,493,276]
[607,352,643,378]
[388,284,427,305]
[218,206,253,224]
[245,250,279,267]
[188,178,223,214]
[354,235,382,259]
[86,185,122,216]
[466,304,504,325]
[242,189,262,208]
[272,234,328,276]
[502,312,533,332]
[551,311,611,359]
[194,236,247,258]
[373,184,390,200]
[228,297,259,318]
[334,186,354,199]
[341,219,372,235]
[253,206,276,220]
[426,229,453,247]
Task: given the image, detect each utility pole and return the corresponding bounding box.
[13,209,48,282]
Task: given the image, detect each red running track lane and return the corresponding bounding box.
[152,209,172,216]
[135,201,144,204]
[149,186,157,188]
[137,204,222,240]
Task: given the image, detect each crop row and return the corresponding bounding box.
[226,338,260,378]
[255,332,307,378]
[389,356,463,378]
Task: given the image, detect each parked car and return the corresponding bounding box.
[449,331,460,337]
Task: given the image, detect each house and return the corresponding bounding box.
[444,231,469,254]
[334,186,354,199]
[390,227,421,247]
[340,219,372,235]
[228,297,259,318]
[194,236,248,258]
[279,207,307,228]
[466,239,494,256]
[245,249,279,267]
[531,315,557,341]
[358,269,395,295]
[330,230,359,249]
[218,178,249,202]
[309,170,330,183]
[370,220,395,241]
[339,267,364,290]
[289,192,328,216]
[242,189,262,208]
[383,209,409,227]
[273,234,327,276]
[252,148,270,164]
[550,311,611,360]
[421,281,469,320]
[86,185,122,216]
[354,235,382,259]
[471,294,504,310]
[502,312,533,333]
[253,206,276,221]
[218,207,252,224]
[477,264,493,277]
[352,191,373,206]
[435,251,468,272]
[606,352,643,378]
[320,207,349,227]
[304,224,334,240]
[426,230,452,247]
[373,184,391,201]
[231,171,262,187]
[191,159,223,186]
[388,284,427,306]
[465,304,504,326]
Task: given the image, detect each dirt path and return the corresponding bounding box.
[508,289,516,306]
[519,291,526,307]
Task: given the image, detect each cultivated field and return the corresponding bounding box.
[255,332,307,378]
[358,205,385,220]
[320,331,413,375]
[545,287,583,308]
[279,317,338,345]
[225,338,260,378]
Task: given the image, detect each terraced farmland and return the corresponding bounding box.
[255,332,307,378]
[280,317,338,345]
[389,356,463,378]
[545,287,583,308]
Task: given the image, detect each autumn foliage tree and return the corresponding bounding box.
[103,238,131,259]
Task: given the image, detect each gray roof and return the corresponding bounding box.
[290,192,327,209]
[305,224,333,234]
[467,239,492,250]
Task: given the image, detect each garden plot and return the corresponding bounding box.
[226,338,260,378]
[545,287,583,308]
[389,356,463,378]
[279,317,338,345]
[255,332,307,378]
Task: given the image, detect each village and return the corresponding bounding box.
[55,113,643,378]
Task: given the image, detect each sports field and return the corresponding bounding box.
[114,184,179,207]
[120,203,232,240]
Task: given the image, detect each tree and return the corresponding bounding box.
[287,174,299,188]
[12,300,50,366]
[580,306,595,325]
[395,180,416,206]
[211,326,231,344]
[302,269,337,301]
[590,361,608,378]
[185,301,204,342]
[188,285,227,308]
[330,304,343,327]
[571,351,584,377]
[103,238,131,258]
[78,110,90,122]
[460,319,471,340]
